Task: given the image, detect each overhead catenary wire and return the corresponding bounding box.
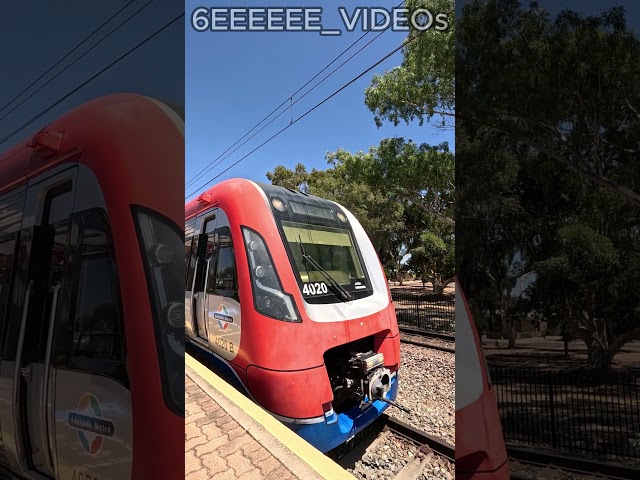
[185,27,426,201]
[185,24,398,192]
[0,0,155,125]
[0,0,137,116]
[0,11,184,148]
[184,0,406,190]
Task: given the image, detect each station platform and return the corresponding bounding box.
[185,354,356,480]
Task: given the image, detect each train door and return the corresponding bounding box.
[191,212,216,345]
[11,166,133,480]
[204,209,240,361]
[13,170,78,479]
[0,186,26,477]
[52,165,133,480]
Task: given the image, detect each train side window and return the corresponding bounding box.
[65,210,127,383]
[24,184,73,365]
[203,213,216,234]
[185,236,196,290]
[214,246,237,294]
[185,218,196,291]
[185,218,196,238]
[0,233,18,352]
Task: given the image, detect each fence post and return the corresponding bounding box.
[416,297,420,329]
[547,371,557,448]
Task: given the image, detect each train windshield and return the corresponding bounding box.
[281,220,370,300]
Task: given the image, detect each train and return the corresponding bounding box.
[0,94,184,480]
[456,278,509,479]
[184,178,402,452]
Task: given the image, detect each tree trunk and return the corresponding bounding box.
[608,328,640,358]
[507,323,516,348]
[433,276,455,295]
[587,342,613,369]
[501,285,516,348]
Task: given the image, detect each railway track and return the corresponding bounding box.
[399,327,455,354]
[507,445,640,480]
[327,413,454,480]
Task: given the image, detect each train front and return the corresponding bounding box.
[237,181,401,452]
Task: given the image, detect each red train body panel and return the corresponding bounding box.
[456,278,509,479]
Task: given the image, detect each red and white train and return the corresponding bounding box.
[185,178,401,452]
[456,278,509,479]
[0,94,184,480]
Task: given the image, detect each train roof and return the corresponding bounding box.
[185,178,344,220]
[0,94,184,198]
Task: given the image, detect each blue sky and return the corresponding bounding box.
[185,0,454,201]
[0,1,183,153]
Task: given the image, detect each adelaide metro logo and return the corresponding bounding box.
[213,304,234,330]
[67,393,115,455]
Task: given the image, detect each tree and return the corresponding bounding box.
[408,230,454,293]
[329,138,455,225]
[530,224,620,363]
[458,1,640,366]
[365,0,454,128]
[265,163,311,192]
[458,1,640,207]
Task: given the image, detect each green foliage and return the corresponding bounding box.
[365,0,455,127]
[409,231,454,292]
[266,137,454,285]
[265,163,310,192]
[458,0,640,206]
[458,0,640,367]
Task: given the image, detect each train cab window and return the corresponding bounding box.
[66,210,126,381]
[280,220,372,303]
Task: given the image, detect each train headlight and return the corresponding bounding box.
[242,226,302,323]
[271,198,287,212]
[336,211,348,223]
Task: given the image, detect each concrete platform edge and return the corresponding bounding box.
[186,354,356,480]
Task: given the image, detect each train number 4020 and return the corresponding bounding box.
[302,282,328,295]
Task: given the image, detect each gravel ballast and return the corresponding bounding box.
[386,342,455,445]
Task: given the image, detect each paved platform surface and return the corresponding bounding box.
[185,354,356,480]
[185,375,297,480]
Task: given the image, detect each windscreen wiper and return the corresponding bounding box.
[298,236,352,302]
